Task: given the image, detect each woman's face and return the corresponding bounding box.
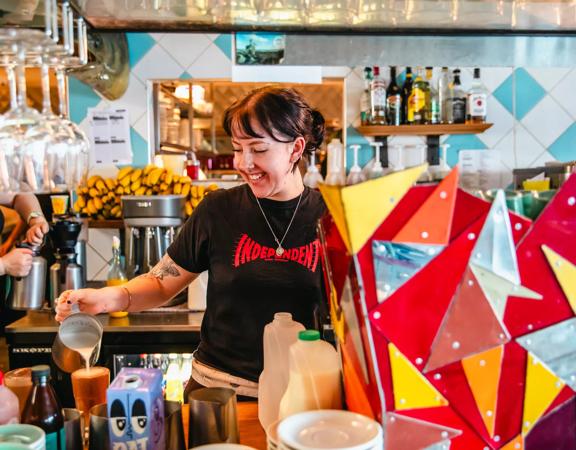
[232,121,304,200]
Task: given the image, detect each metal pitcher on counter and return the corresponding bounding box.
[8,243,47,311]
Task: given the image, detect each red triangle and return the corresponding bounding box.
[425,267,510,373]
[393,166,459,245]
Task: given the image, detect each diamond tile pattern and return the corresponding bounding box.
[68,32,576,276]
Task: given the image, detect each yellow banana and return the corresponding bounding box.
[87,175,101,188]
[87,199,96,215]
[117,166,133,180]
[131,179,141,191]
[148,168,164,185]
[197,185,205,197]
[95,179,107,193]
[105,178,116,190]
[181,183,191,197]
[173,174,180,184]
[191,198,201,208]
[116,186,124,195]
[93,197,103,210]
[124,186,132,195]
[180,176,192,184]
[135,187,147,196]
[119,175,131,187]
[173,183,182,195]
[164,171,174,185]
[130,169,143,182]
[185,201,193,216]
[76,196,86,208]
[143,164,156,176]
[191,185,198,198]
[146,188,153,195]
[160,183,168,191]
[208,183,219,191]
[111,205,121,216]
[88,188,99,198]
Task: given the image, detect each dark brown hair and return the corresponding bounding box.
[222,86,325,158]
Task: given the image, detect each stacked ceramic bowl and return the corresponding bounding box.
[273,410,383,450]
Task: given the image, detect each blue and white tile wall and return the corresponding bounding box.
[69,33,576,280]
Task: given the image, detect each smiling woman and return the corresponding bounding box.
[56,87,329,399]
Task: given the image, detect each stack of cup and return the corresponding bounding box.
[276,410,383,450]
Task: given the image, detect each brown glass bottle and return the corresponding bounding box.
[22,365,65,450]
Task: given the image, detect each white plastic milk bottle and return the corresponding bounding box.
[278,330,342,420]
[0,370,20,424]
[258,312,305,430]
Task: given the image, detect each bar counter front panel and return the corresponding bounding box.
[5,311,203,407]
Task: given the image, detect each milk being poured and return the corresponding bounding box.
[60,330,99,370]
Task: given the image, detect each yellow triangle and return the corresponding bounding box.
[522,353,565,436]
[388,342,448,410]
[501,435,524,450]
[542,245,576,314]
[318,183,352,252]
[319,164,426,254]
[462,346,504,438]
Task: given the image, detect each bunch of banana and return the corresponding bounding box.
[74,165,219,219]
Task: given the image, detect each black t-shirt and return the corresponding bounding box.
[167,184,327,381]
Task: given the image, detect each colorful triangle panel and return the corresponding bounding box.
[461,345,504,438]
[341,343,374,419]
[542,244,576,314]
[425,266,510,373]
[318,164,426,254]
[384,412,461,450]
[388,342,448,410]
[501,435,524,450]
[525,397,576,450]
[393,165,459,245]
[522,353,565,436]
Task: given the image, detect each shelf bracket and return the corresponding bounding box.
[375,136,389,168]
[426,135,440,165]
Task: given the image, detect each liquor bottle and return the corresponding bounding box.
[360,67,373,126]
[370,66,387,125]
[438,67,452,123]
[426,67,440,124]
[22,365,65,450]
[401,67,413,124]
[386,66,402,126]
[407,67,430,125]
[451,69,467,124]
[107,236,128,318]
[467,68,488,123]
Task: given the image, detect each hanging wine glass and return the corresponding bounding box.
[368,141,385,179]
[0,40,52,193]
[346,144,367,185]
[303,152,324,189]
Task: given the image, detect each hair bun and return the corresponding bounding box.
[306,109,326,153]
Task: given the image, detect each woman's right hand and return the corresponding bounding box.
[55,287,125,322]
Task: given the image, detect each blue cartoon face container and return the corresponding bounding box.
[107,368,165,450]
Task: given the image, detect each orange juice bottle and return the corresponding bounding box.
[107,236,128,318]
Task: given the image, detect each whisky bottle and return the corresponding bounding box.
[401,67,413,124]
[370,66,387,125]
[426,67,440,124]
[466,68,487,123]
[408,67,429,125]
[386,66,402,126]
[360,67,373,126]
[450,69,466,124]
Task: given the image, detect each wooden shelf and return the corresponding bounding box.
[357,123,493,137]
[88,219,124,229]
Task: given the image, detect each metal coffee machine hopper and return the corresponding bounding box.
[121,195,186,278]
[49,219,85,307]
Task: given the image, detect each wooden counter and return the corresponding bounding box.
[182,402,267,449]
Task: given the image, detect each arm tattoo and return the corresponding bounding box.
[145,255,181,280]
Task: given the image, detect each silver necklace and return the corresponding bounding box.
[254,190,304,256]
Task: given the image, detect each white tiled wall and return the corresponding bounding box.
[69,33,576,279]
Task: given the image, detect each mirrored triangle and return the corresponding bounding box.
[470,263,542,321]
[425,266,510,373]
[384,412,461,450]
[471,189,520,284]
[517,317,576,391]
[373,241,445,303]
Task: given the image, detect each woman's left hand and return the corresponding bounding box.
[26,217,49,245]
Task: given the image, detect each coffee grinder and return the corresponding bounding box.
[49,219,85,306]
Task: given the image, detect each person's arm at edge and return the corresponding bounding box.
[12,193,49,244]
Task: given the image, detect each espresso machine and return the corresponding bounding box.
[49,219,85,306]
[121,195,186,278]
